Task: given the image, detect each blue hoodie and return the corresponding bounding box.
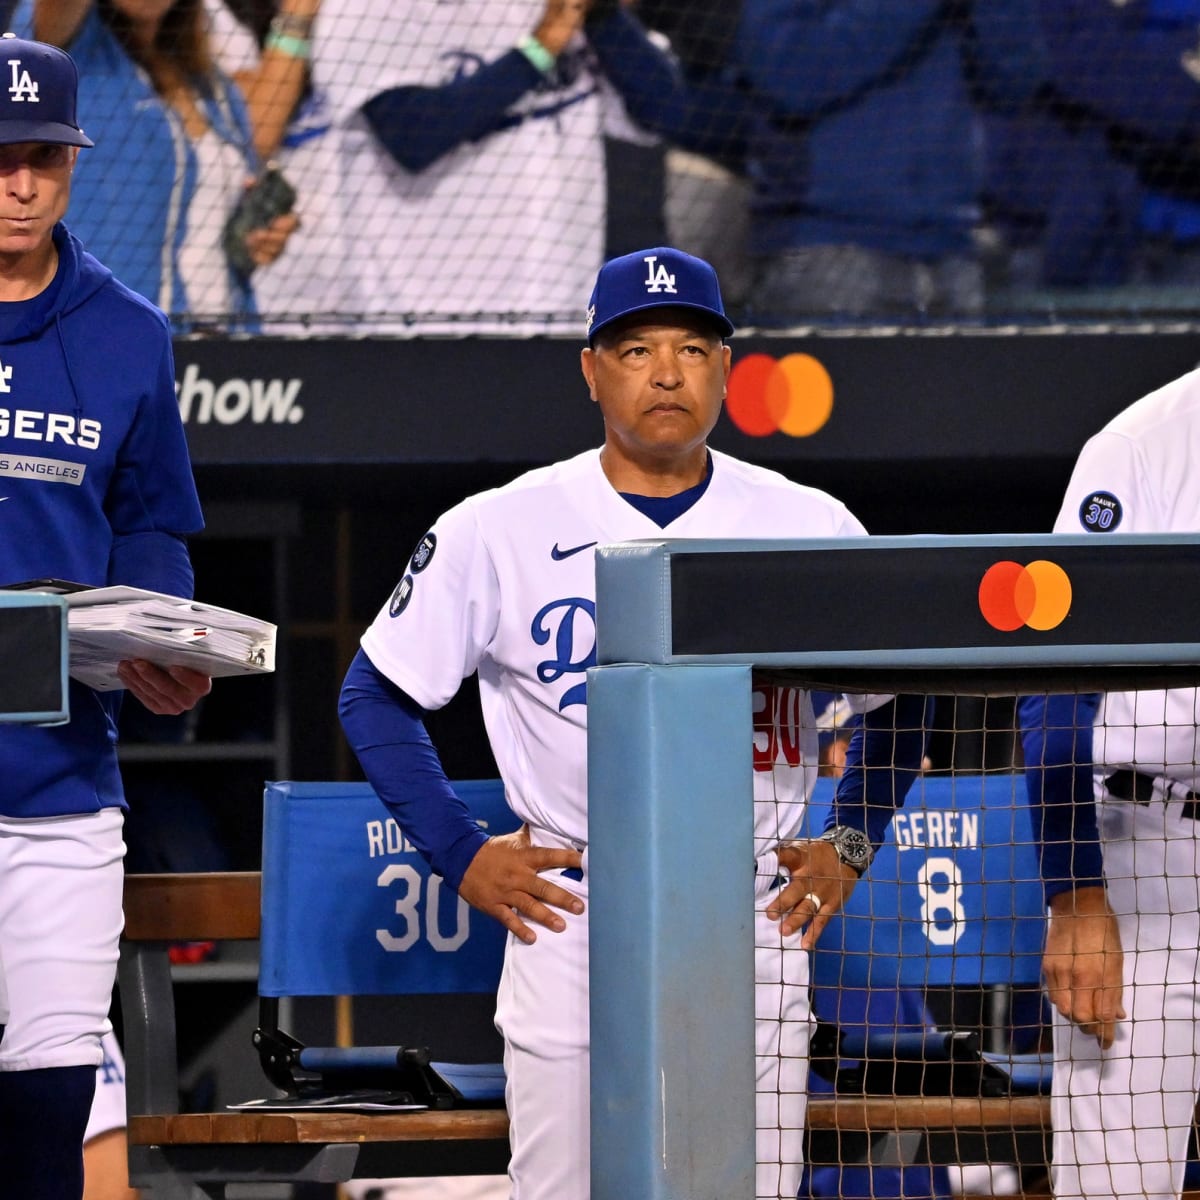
[732,0,1047,260]
[0,224,203,818]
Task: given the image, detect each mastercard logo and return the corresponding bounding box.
[726,353,834,437]
[978,561,1072,632]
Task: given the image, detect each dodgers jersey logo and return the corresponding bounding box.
[532,597,596,712]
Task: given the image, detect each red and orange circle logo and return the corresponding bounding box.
[978,561,1072,632]
[726,353,834,438]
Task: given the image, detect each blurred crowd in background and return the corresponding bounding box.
[9,0,1200,335]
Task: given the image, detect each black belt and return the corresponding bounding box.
[1104,769,1200,821]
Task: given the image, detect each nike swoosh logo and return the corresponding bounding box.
[551,541,597,561]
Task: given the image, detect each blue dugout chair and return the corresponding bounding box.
[805,772,1049,1090]
[801,773,1052,1192]
[253,779,516,1110]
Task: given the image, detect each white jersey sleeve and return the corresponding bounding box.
[361,498,501,712]
[1053,430,1156,535]
[1054,366,1200,535]
[1052,369,1200,780]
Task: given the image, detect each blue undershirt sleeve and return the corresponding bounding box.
[826,694,932,846]
[1017,691,1104,903]
[337,648,489,891]
[361,50,544,173]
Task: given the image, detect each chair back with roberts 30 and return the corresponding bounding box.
[256,778,517,1107]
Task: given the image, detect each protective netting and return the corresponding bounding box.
[16,1,1200,334]
[759,680,1200,1200]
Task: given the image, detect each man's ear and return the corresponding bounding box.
[580,346,599,401]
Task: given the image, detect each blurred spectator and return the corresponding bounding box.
[205,0,343,331]
[308,0,684,334]
[721,1,1046,323]
[206,0,319,161]
[635,0,754,310]
[15,0,299,330]
[984,0,1200,299]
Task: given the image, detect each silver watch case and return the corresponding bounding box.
[819,825,874,877]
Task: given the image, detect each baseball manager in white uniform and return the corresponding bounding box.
[1019,363,1200,1200]
[339,245,929,1199]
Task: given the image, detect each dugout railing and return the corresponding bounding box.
[588,533,1200,1200]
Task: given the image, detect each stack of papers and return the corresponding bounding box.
[62,587,276,691]
[0,583,279,692]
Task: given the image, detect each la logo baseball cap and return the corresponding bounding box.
[0,33,93,148]
[586,245,735,346]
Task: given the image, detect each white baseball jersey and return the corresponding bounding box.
[1049,365,1200,1200]
[1053,365,1200,785]
[362,447,871,1200]
[312,0,612,332]
[362,447,868,863]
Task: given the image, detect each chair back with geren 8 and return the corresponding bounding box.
[803,772,1051,1174]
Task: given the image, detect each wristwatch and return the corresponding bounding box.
[819,826,874,877]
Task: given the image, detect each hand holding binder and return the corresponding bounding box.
[2,582,277,692]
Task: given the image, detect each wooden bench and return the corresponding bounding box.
[119,871,510,1194]
[119,871,1049,1194]
[807,1093,1050,1180]
[806,1095,1049,1132]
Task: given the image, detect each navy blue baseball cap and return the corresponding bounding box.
[0,34,93,148]
[586,246,735,345]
